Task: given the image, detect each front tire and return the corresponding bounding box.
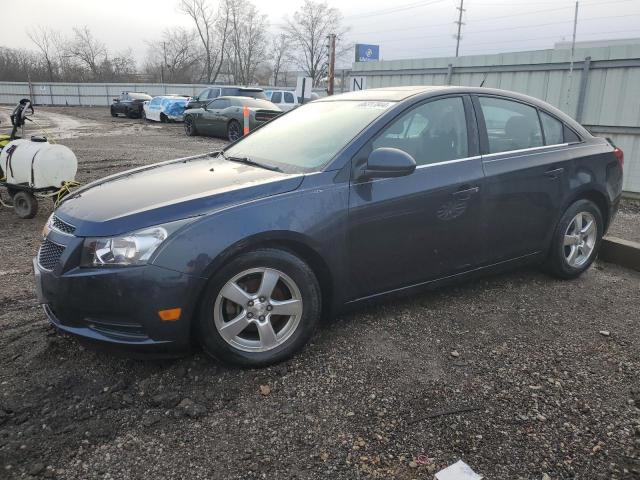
[196,249,321,367]
[545,199,603,279]
[110,107,117,117]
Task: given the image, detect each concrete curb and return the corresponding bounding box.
[599,236,640,272]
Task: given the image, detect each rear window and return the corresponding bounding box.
[238,98,279,109]
[129,93,150,100]
[479,97,543,153]
[239,90,267,100]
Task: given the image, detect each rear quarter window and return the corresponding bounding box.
[540,111,564,145]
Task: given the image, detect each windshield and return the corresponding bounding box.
[224,100,394,172]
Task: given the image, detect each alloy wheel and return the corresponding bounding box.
[563,211,597,268]
[213,268,303,352]
[184,119,193,135]
[228,122,241,141]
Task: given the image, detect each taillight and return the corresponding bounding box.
[613,147,624,168]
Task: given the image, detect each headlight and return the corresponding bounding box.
[81,219,191,267]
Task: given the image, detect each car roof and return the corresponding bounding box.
[320,85,591,137]
[204,85,264,92]
[320,86,447,102]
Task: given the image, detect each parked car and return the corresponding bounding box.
[35,86,623,367]
[265,89,299,111]
[183,96,281,141]
[142,95,190,122]
[110,92,152,118]
[186,86,267,110]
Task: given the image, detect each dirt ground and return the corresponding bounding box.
[0,107,639,480]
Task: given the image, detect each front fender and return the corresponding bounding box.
[151,171,350,300]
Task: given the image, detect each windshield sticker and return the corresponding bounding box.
[355,101,393,110]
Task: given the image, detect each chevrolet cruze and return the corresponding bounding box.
[35,86,623,367]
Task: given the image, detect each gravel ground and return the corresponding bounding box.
[0,107,639,480]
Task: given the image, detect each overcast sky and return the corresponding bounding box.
[2,0,640,67]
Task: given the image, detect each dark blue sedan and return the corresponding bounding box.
[35,86,623,367]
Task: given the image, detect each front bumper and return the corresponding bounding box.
[34,236,206,354]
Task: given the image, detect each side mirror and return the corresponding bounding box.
[113,98,120,103]
[363,148,416,178]
[193,96,199,101]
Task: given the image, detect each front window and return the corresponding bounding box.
[224,100,394,173]
[373,97,468,165]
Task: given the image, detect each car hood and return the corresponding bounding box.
[56,153,304,237]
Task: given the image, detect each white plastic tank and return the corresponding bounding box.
[0,138,77,189]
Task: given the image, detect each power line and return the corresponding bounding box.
[392,27,640,56]
[344,12,640,44]
[343,0,447,21]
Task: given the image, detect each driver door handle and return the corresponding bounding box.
[452,186,480,200]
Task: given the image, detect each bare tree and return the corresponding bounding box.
[269,33,291,86]
[27,26,61,82]
[178,0,230,83]
[68,26,107,79]
[226,2,268,85]
[146,27,199,83]
[283,0,347,86]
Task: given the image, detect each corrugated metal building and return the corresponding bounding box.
[351,43,640,195]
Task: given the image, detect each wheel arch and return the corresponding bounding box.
[190,231,335,335]
[568,187,611,231]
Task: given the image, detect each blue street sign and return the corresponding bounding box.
[355,44,380,62]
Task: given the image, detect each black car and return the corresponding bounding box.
[35,86,623,367]
[110,92,152,118]
[186,86,267,109]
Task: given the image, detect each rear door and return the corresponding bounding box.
[347,95,486,299]
[474,95,573,263]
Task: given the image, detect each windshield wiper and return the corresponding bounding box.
[218,151,282,172]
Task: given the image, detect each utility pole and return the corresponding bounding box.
[454,0,465,57]
[160,41,166,84]
[565,1,579,109]
[327,33,336,96]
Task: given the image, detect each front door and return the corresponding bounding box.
[347,95,486,300]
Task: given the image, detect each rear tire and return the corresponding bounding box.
[141,110,147,121]
[126,108,137,119]
[13,191,38,219]
[184,116,197,136]
[544,199,603,279]
[160,113,167,123]
[196,248,321,367]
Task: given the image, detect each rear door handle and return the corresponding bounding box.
[452,186,480,199]
[544,167,564,179]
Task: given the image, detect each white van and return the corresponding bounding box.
[265,90,299,111]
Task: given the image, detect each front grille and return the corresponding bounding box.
[38,239,65,271]
[52,215,76,234]
[255,110,280,122]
